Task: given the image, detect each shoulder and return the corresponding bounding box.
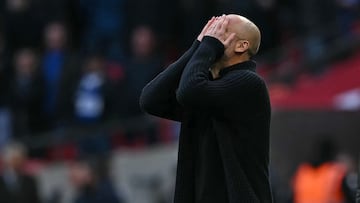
[225,69,266,87]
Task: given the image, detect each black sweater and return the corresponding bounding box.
[140,36,273,203]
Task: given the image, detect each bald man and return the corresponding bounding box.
[140,14,272,203]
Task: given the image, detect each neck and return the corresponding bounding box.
[211,55,250,78]
[210,62,223,79]
[224,54,250,67]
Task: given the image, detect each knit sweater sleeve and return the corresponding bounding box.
[139,40,200,121]
[176,36,261,109]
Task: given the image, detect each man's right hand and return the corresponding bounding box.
[204,15,236,49]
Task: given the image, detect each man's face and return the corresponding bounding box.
[45,23,66,50]
[222,38,236,62]
[221,15,252,61]
[221,17,240,62]
[15,49,37,76]
[4,151,25,171]
[69,163,93,188]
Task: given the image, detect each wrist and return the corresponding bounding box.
[202,36,225,60]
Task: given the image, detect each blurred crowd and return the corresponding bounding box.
[0,0,360,202]
[0,137,357,203]
[0,142,126,203]
[0,0,172,157]
[0,0,359,155]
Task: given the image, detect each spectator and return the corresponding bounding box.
[0,142,41,203]
[0,78,11,147]
[123,25,164,145]
[0,28,12,147]
[72,55,115,156]
[9,48,45,138]
[291,137,354,203]
[69,158,123,203]
[41,21,79,128]
[125,0,177,52]
[79,0,126,60]
[337,153,357,203]
[124,25,163,118]
[295,0,338,72]
[73,55,113,124]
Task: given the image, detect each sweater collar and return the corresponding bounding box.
[219,60,256,76]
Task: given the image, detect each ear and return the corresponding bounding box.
[234,40,250,53]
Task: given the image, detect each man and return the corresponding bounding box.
[69,159,123,203]
[292,137,356,203]
[0,142,40,203]
[140,14,272,202]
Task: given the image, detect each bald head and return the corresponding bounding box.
[226,14,261,56]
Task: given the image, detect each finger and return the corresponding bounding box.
[208,16,224,36]
[204,16,216,31]
[198,17,215,40]
[204,17,215,28]
[215,15,226,32]
[209,17,219,29]
[218,15,226,25]
[208,16,216,24]
[224,33,236,46]
[219,16,228,34]
[213,17,223,32]
[217,14,225,20]
[216,15,225,32]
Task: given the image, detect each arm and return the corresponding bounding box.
[139,40,200,121]
[176,37,259,109]
[140,17,216,121]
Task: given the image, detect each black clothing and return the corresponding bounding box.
[74,179,121,203]
[140,37,272,202]
[124,56,163,117]
[356,156,360,203]
[342,174,356,203]
[9,72,47,136]
[0,68,11,108]
[0,173,40,203]
[194,114,228,203]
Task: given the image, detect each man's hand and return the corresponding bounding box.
[204,15,236,49]
[197,16,216,41]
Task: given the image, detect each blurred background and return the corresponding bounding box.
[0,0,359,202]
